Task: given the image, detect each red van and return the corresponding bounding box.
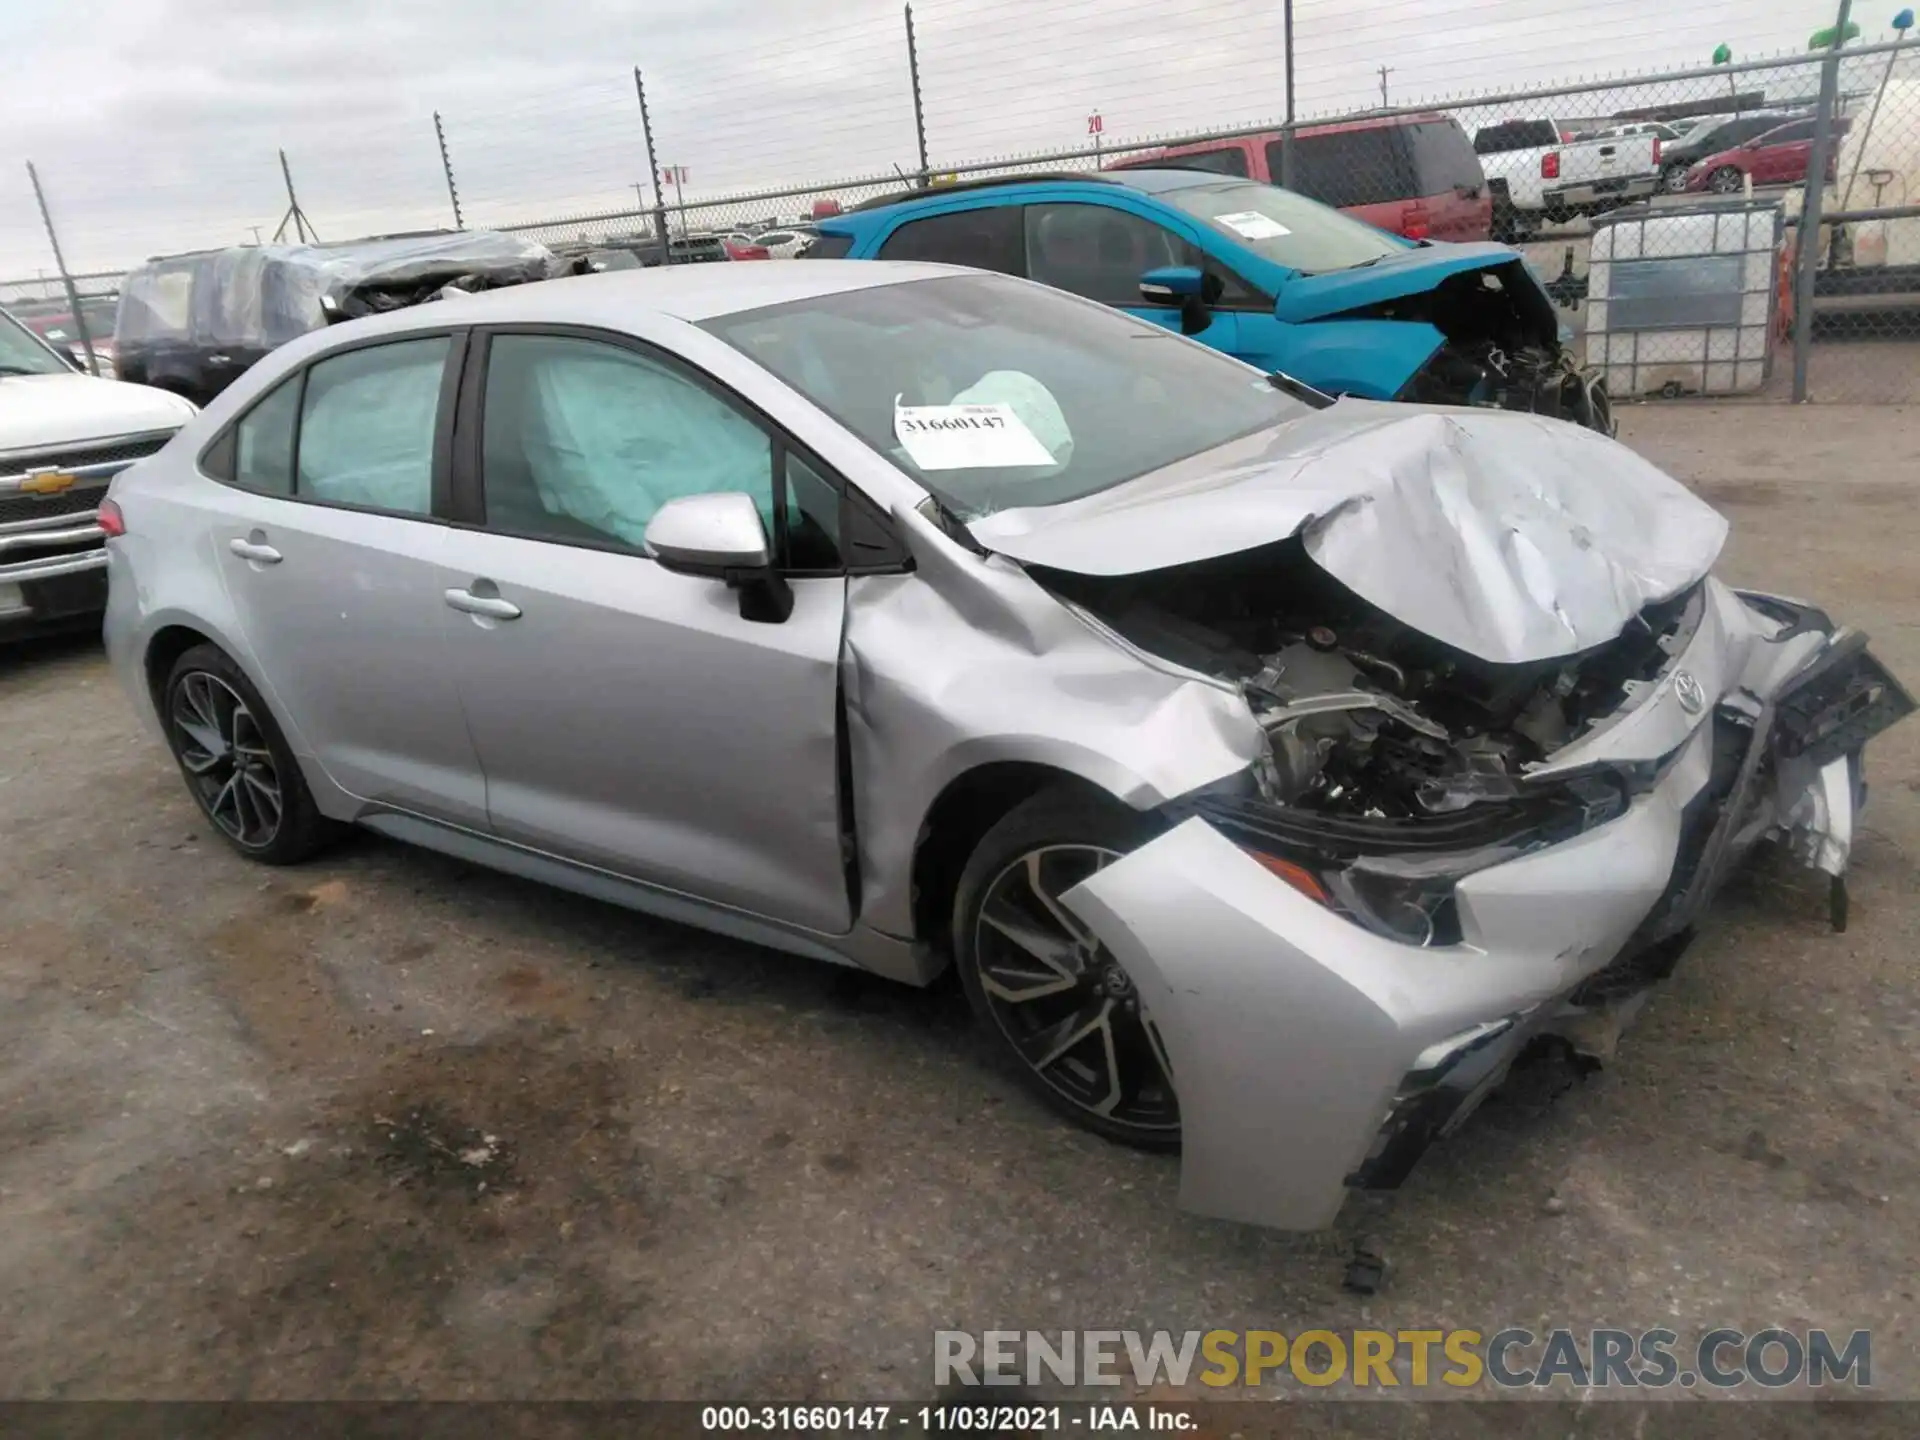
[1111,113,1493,243]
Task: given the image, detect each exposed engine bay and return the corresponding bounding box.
[1334,259,1613,433]
[1037,535,1689,823]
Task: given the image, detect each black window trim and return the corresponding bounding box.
[194,326,470,528]
[452,321,910,578]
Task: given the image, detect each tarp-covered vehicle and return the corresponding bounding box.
[113,232,566,405]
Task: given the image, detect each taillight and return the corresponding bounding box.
[1401,203,1430,240]
[1541,151,1561,180]
[97,497,126,537]
[1652,136,1663,166]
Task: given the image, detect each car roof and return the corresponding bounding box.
[838,168,1233,219]
[330,258,967,331]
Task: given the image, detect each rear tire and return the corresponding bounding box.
[1662,163,1690,193]
[1708,166,1743,194]
[162,643,339,865]
[951,786,1179,1151]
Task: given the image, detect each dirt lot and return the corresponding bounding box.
[2,403,1918,1405]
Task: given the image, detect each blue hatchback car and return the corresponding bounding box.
[809,170,1609,431]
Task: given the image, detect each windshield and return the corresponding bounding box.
[1160,180,1406,274]
[702,273,1310,520]
[0,309,70,376]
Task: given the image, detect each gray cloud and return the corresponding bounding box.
[0,0,1848,276]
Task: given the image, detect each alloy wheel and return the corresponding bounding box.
[1709,167,1743,193]
[972,844,1179,1133]
[170,671,284,848]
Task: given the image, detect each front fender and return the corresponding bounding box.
[1273,319,1444,401]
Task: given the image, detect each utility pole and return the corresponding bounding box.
[433,111,464,230]
[1377,65,1395,108]
[633,182,647,212]
[1280,0,1297,187]
[904,4,931,186]
[634,68,671,264]
[24,161,98,376]
[271,149,317,244]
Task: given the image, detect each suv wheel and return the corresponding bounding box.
[162,644,339,864]
[952,787,1178,1150]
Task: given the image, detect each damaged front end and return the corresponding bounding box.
[1033,545,1911,1231]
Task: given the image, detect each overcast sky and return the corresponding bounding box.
[0,0,1891,278]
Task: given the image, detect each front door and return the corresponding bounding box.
[211,333,486,827]
[438,329,852,934]
[1022,202,1241,354]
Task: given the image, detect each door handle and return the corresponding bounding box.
[444,587,522,620]
[228,537,282,564]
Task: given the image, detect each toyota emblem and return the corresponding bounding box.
[1673,671,1707,715]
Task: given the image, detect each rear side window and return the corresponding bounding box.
[233,378,299,495]
[876,207,1026,276]
[297,338,449,515]
[1401,121,1484,193]
[1474,120,1559,155]
[1277,128,1408,208]
[798,232,853,259]
[1758,120,1814,145]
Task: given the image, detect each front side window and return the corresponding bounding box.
[297,337,449,514]
[1164,180,1405,274]
[480,334,776,549]
[875,207,1026,276]
[1024,203,1196,307]
[704,272,1309,521]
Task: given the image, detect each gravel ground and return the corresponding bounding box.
[1,403,1916,1407]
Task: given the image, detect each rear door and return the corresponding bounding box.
[205,330,487,827]
[1751,120,1815,184]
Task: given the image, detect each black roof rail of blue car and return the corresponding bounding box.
[846,172,1127,213]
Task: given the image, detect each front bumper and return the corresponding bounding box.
[1059,582,1911,1231]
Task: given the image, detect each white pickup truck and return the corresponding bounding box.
[1472,117,1662,239]
[1,303,195,640]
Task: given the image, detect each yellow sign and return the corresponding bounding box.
[19,471,76,495]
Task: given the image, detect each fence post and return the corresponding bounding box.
[24,161,98,376]
[433,112,465,230]
[1792,0,1853,401]
[1279,0,1297,188]
[634,68,672,265]
[904,3,931,185]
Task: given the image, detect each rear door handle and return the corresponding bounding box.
[444,587,522,620]
[228,537,282,564]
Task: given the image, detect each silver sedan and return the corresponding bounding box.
[102,262,1911,1230]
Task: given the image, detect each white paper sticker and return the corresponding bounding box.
[1215,210,1292,240]
[894,401,1059,470]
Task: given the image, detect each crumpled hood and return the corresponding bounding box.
[967,401,1729,665]
[0,372,195,455]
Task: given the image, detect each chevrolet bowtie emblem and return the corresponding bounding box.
[20,469,77,495]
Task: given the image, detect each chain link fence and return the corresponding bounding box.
[4,7,1916,404]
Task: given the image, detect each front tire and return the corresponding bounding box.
[162,643,339,864]
[952,787,1179,1150]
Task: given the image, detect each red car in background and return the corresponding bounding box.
[1110,112,1492,242]
[1684,116,1846,193]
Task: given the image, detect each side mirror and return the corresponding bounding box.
[643,491,793,623]
[1138,265,1225,337]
